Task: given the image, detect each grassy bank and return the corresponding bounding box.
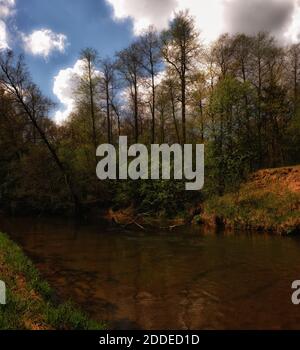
[201,166,300,235]
[0,232,104,330]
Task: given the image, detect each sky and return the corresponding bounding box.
[1,0,300,123]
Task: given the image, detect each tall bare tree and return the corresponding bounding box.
[79,48,99,157]
[116,43,143,143]
[161,11,201,144]
[138,27,161,143]
[100,57,115,143]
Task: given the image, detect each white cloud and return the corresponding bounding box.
[106,0,224,42]
[53,59,103,124]
[0,0,15,50]
[106,0,300,44]
[23,29,68,58]
[107,0,178,34]
[0,0,15,18]
[285,2,300,43]
[0,20,8,49]
[177,0,224,43]
[53,59,85,124]
[0,2,68,57]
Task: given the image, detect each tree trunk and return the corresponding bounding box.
[88,59,97,159]
[171,91,181,144]
[18,94,81,213]
[106,80,112,143]
[181,77,186,144]
[151,73,156,144]
[134,77,139,143]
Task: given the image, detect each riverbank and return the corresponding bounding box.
[0,232,104,330]
[2,165,300,236]
[200,166,300,235]
[104,166,300,235]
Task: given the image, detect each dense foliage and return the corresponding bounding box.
[0,12,300,216]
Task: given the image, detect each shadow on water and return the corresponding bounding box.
[1,214,300,330]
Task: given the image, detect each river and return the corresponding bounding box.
[1,215,300,330]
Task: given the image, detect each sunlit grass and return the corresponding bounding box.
[0,233,105,330]
[204,167,300,235]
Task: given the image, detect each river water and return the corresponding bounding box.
[1,215,300,330]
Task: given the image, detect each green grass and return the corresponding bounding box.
[203,168,300,235]
[0,232,105,330]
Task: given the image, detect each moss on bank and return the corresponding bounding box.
[202,166,300,235]
[0,232,105,330]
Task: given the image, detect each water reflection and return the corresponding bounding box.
[1,215,300,330]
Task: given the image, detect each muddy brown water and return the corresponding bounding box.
[1,215,300,330]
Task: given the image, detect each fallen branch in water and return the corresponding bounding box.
[113,214,146,231]
[111,210,187,231]
[132,221,146,231]
[159,224,186,231]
